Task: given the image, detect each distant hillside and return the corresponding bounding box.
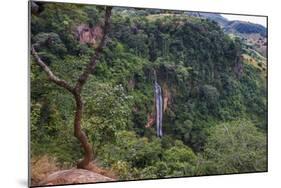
[225,20,267,37]
[187,12,267,59]
[188,12,266,36]
[187,12,229,26]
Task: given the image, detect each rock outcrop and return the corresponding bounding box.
[76,24,103,46]
[39,169,114,186]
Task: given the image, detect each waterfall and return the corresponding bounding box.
[154,81,163,137]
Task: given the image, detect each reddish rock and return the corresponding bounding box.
[76,24,103,45]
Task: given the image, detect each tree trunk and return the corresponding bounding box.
[31,6,112,170]
[73,93,93,169]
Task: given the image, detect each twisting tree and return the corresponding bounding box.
[31,6,112,169]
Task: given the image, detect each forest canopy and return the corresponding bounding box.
[30,2,267,185]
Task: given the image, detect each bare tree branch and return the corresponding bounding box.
[75,6,112,93]
[31,6,113,169]
[31,45,74,93]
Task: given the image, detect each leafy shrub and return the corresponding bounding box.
[200,120,267,174]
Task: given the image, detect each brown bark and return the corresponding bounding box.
[72,92,93,169]
[31,46,74,93]
[31,6,112,169]
[75,7,112,93]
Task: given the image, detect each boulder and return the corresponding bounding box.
[39,169,114,186]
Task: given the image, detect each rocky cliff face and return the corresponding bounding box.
[76,24,103,46]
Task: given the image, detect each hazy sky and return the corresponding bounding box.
[222,14,267,27]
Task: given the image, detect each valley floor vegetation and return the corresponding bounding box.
[30,2,267,185]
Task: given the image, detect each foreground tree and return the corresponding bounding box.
[31,6,112,169]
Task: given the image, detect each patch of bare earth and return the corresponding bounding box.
[31,155,60,186]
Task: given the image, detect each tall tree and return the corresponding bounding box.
[31,6,113,169]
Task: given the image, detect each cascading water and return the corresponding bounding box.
[154,81,163,137]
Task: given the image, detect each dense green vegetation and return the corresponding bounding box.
[30,2,267,181]
[226,21,267,37]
